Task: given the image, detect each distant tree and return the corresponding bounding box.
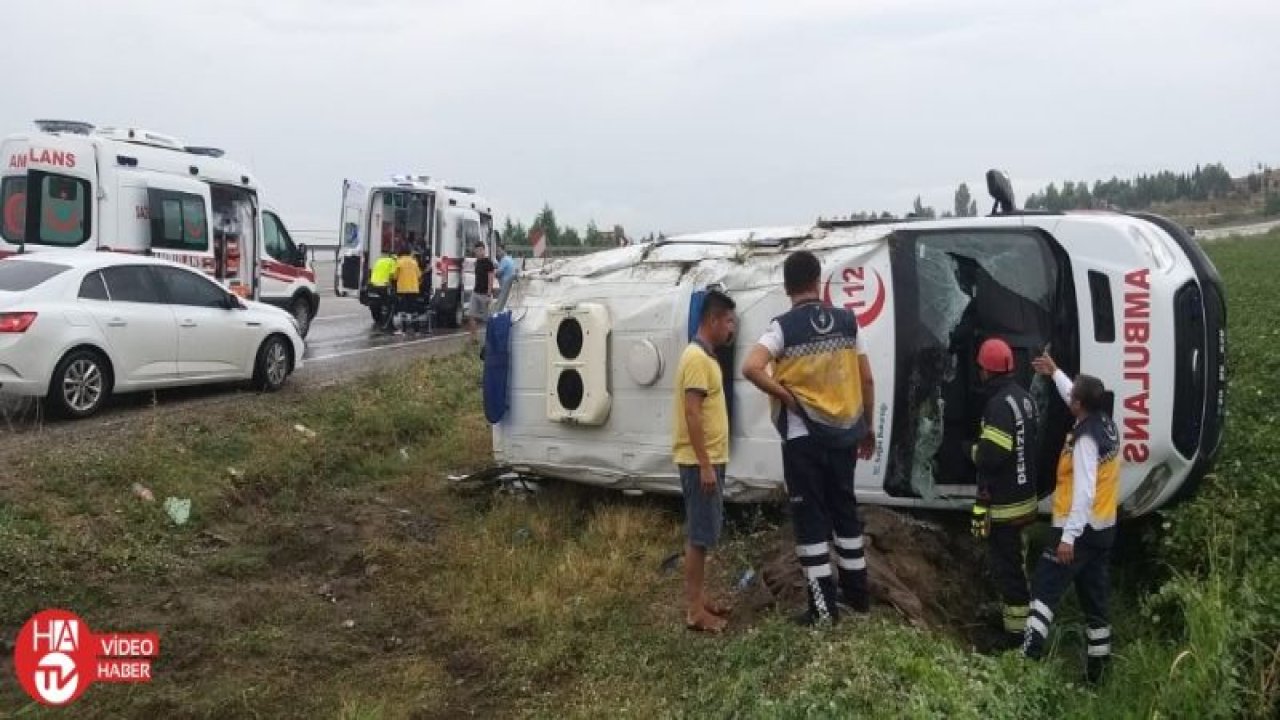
[1043,183,1061,212]
[968,200,978,217]
[584,220,602,246]
[562,226,582,246]
[1075,181,1092,209]
[911,195,937,219]
[954,183,974,217]
[502,217,527,245]
[533,204,564,246]
[1266,193,1280,217]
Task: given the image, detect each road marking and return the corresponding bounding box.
[307,333,464,363]
[312,313,362,323]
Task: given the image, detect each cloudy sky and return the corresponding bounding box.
[2,0,1276,237]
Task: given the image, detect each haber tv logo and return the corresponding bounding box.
[14,609,160,707]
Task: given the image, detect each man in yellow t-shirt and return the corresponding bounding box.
[391,247,421,335]
[672,288,737,633]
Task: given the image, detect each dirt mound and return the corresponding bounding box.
[743,507,991,638]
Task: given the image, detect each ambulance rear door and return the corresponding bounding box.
[337,179,367,296]
[16,134,100,251]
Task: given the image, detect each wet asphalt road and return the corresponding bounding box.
[306,257,466,364]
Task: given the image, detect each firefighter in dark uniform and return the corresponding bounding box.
[964,338,1041,647]
[1024,352,1120,684]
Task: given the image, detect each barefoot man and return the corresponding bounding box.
[673,288,737,633]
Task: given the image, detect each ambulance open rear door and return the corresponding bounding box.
[337,179,367,297]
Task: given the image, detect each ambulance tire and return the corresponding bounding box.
[252,335,292,392]
[290,295,313,339]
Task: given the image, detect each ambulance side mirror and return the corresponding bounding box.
[294,244,309,267]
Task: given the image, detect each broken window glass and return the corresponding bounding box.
[890,230,1064,500]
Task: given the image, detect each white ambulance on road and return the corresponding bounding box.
[337,176,495,328]
[489,173,1226,518]
[0,120,320,336]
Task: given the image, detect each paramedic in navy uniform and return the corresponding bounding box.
[743,251,877,626]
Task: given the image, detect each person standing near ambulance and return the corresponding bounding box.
[742,251,876,626]
[672,289,738,634]
[368,253,399,332]
[468,241,497,344]
[392,245,422,335]
[964,337,1041,647]
[1023,351,1119,684]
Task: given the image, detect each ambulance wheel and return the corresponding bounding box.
[253,335,292,392]
[289,295,313,338]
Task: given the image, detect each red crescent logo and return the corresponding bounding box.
[4,191,25,236]
[822,267,887,327]
[43,205,81,234]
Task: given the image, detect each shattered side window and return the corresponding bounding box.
[892,230,1062,499]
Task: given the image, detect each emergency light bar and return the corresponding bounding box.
[34,119,95,135]
[185,146,226,158]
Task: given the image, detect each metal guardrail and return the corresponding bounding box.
[302,244,342,265]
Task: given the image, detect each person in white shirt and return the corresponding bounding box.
[1023,352,1121,684]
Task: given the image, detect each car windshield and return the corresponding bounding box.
[887,229,1072,500]
[0,259,71,291]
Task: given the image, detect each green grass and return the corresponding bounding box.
[2,232,1278,719]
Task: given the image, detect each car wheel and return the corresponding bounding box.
[290,295,313,338]
[253,335,292,392]
[48,349,112,419]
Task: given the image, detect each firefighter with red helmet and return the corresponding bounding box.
[965,337,1041,647]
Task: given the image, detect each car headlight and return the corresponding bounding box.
[1131,226,1176,273]
[1123,462,1174,516]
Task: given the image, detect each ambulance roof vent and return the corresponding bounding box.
[34,119,95,135]
[95,126,186,151]
[185,146,226,158]
[445,185,476,194]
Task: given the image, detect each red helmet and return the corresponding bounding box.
[977,338,1015,374]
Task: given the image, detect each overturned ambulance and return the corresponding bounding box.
[487,178,1226,517]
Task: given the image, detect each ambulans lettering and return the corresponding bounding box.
[1122,268,1151,463]
[7,148,78,170]
[822,265,887,327]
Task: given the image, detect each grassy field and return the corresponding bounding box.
[2,232,1278,718]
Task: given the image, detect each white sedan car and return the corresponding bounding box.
[0,252,305,418]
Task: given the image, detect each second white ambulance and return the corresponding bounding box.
[0,120,320,336]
